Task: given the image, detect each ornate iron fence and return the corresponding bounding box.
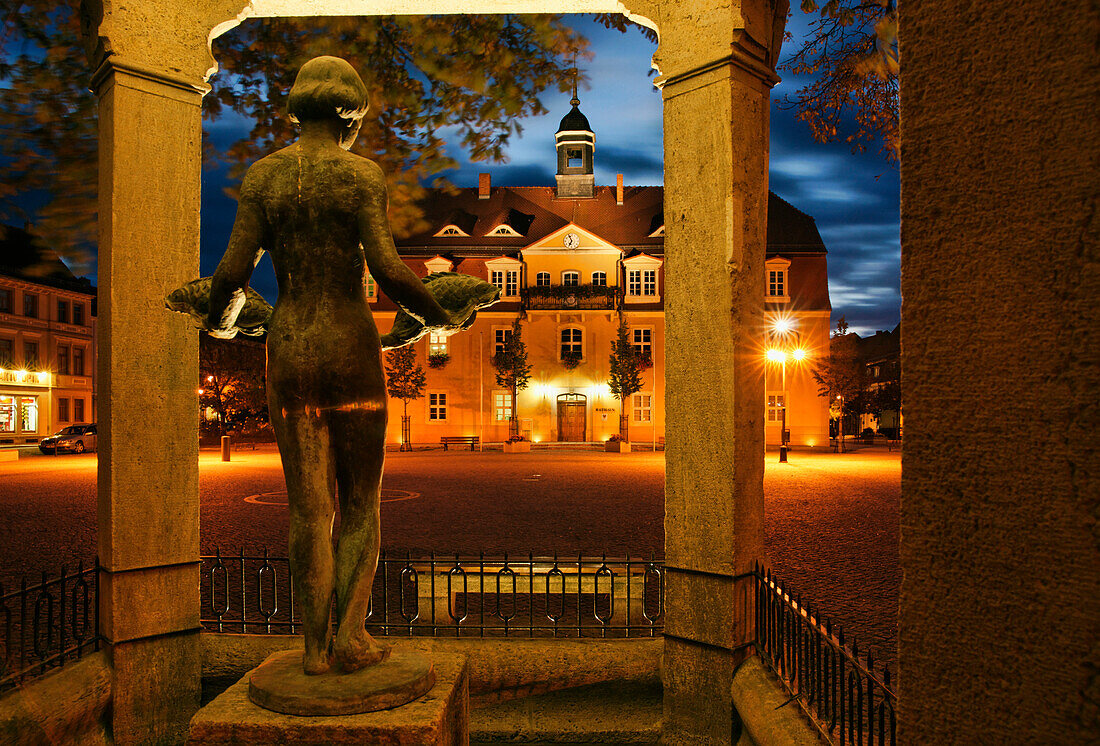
[200,549,665,638]
[0,561,100,691]
[754,563,897,746]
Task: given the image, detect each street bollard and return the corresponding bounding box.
[221,435,231,462]
[779,444,788,463]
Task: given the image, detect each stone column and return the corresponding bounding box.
[92,56,204,744]
[654,2,786,741]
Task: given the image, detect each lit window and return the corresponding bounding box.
[562,271,580,287]
[632,393,652,423]
[592,272,606,287]
[364,273,376,300]
[767,394,786,423]
[560,328,583,359]
[494,327,512,355]
[0,396,14,433]
[536,272,551,287]
[768,270,785,297]
[491,270,519,297]
[494,391,513,422]
[428,333,448,356]
[20,396,37,432]
[632,328,652,356]
[429,392,448,421]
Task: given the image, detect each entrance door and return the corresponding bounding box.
[556,393,587,442]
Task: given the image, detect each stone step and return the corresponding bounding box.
[471,680,661,745]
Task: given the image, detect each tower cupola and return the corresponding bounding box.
[555,68,595,198]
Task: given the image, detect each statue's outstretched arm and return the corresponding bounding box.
[207,170,266,338]
[358,162,451,328]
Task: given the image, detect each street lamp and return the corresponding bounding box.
[765,344,808,463]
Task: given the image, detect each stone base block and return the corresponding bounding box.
[188,651,468,745]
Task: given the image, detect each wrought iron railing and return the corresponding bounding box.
[0,561,100,691]
[754,563,896,746]
[200,549,664,638]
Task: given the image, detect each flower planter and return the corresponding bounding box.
[605,441,630,453]
[503,441,531,453]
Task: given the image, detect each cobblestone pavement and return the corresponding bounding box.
[0,445,899,666]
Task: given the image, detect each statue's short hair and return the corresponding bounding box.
[287,56,369,124]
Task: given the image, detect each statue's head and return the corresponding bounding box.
[288,56,369,150]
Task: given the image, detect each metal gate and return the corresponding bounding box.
[556,393,587,442]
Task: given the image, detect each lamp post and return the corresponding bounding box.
[766,345,806,463]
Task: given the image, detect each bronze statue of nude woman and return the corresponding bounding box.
[204,56,480,676]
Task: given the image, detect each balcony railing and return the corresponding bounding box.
[521,284,620,311]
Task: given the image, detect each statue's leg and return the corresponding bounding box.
[271,404,337,675]
[330,406,390,672]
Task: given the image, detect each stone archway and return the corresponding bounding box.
[82,0,787,742]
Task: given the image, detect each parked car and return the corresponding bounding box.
[39,424,97,454]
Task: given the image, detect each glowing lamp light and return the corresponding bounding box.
[197,388,205,395]
[792,348,806,361]
[17,370,27,382]
[207,375,215,382]
[766,349,786,363]
[773,318,792,334]
[37,372,48,383]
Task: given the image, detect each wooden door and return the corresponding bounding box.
[556,394,587,442]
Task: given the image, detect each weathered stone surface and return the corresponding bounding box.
[189,653,468,745]
[111,632,202,746]
[0,651,111,746]
[730,657,818,746]
[248,648,435,716]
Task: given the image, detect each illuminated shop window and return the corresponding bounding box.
[632,393,652,423]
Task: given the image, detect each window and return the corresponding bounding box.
[628,269,657,297]
[632,328,652,356]
[491,270,519,298]
[632,393,652,423]
[536,272,551,287]
[592,271,607,286]
[494,327,512,355]
[57,345,70,375]
[493,391,513,422]
[768,270,785,298]
[562,271,579,287]
[0,289,10,313]
[23,293,38,318]
[560,327,583,359]
[428,392,447,421]
[73,303,84,325]
[59,398,70,423]
[0,396,14,433]
[57,300,69,324]
[74,398,85,423]
[767,393,786,423]
[0,339,12,367]
[488,224,521,236]
[364,273,376,301]
[20,397,37,432]
[23,341,38,368]
[567,148,582,168]
[428,332,448,356]
[435,226,467,237]
[73,347,85,376]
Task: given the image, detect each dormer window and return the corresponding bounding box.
[562,271,580,287]
[488,224,521,237]
[648,225,665,237]
[491,269,519,298]
[536,272,551,287]
[628,269,656,297]
[765,257,791,303]
[434,225,469,237]
[424,256,454,275]
[623,253,663,304]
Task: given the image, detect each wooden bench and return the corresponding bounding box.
[441,436,479,451]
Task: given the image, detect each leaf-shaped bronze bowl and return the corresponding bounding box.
[381,272,502,350]
[165,278,273,338]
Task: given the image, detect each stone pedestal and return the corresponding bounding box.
[188,652,468,746]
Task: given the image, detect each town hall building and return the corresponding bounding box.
[371,93,832,447]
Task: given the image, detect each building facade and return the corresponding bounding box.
[0,225,97,445]
[372,100,832,447]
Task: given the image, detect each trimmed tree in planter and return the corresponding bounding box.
[608,319,644,441]
[492,319,532,438]
[385,346,426,451]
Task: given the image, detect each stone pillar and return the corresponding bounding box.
[92,56,204,744]
[654,2,786,741]
[898,0,1099,741]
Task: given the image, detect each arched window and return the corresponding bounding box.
[562,271,580,287]
[560,327,583,359]
[591,271,607,286]
[536,272,551,287]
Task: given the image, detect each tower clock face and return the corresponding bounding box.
[563,232,580,249]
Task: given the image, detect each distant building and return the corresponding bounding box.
[0,225,97,445]
[857,324,901,435]
[369,94,833,447]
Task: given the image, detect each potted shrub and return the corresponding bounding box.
[503,434,531,453]
[427,352,450,369]
[605,433,630,453]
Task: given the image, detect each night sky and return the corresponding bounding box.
[201,14,900,337]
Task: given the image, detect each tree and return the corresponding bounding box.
[607,319,643,440]
[780,0,899,162]
[491,319,531,437]
[385,346,426,451]
[0,7,610,264]
[199,335,267,437]
[811,317,867,452]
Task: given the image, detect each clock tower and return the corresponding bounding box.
[555,69,595,199]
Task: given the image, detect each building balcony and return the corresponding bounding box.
[521,284,621,311]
